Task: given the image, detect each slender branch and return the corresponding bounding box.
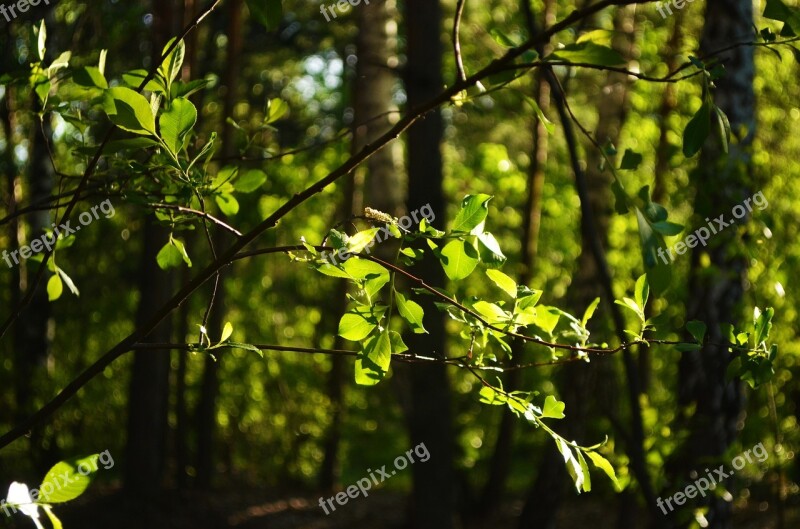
[453,0,468,82]
[145,203,243,236]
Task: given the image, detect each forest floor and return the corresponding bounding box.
[35,488,799,529]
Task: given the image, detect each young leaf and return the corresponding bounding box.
[171,237,193,267]
[619,149,643,170]
[39,454,101,503]
[215,193,240,216]
[581,297,600,327]
[234,169,267,193]
[476,232,507,267]
[347,228,380,254]
[103,87,157,136]
[159,38,186,86]
[364,330,392,374]
[159,97,197,154]
[634,274,649,310]
[486,269,517,298]
[686,320,707,344]
[220,322,234,343]
[450,194,492,233]
[586,451,620,489]
[440,240,479,280]
[47,274,63,301]
[395,292,427,334]
[555,438,585,492]
[73,66,108,89]
[542,395,566,419]
[339,309,380,342]
[683,101,712,157]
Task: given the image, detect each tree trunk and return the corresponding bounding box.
[675,0,755,527]
[124,0,180,498]
[402,1,458,527]
[196,0,243,489]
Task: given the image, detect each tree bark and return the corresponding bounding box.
[675,0,755,527]
[402,1,458,527]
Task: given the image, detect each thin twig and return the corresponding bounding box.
[453,0,468,82]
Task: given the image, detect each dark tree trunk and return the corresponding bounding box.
[402,1,458,527]
[675,1,755,527]
[196,0,243,489]
[125,219,173,496]
[124,0,180,498]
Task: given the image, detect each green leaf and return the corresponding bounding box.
[365,330,392,374]
[47,274,63,301]
[389,331,408,354]
[635,208,672,294]
[395,292,427,334]
[338,306,383,342]
[542,395,566,419]
[451,194,492,233]
[555,438,585,493]
[39,454,101,503]
[586,451,620,490]
[713,105,731,154]
[121,69,163,92]
[686,320,707,344]
[220,322,233,343]
[634,274,649,310]
[532,306,561,334]
[159,97,197,154]
[523,95,555,134]
[172,79,210,99]
[616,297,644,321]
[347,228,380,254]
[215,193,240,216]
[753,307,774,347]
[581,297,600,327]
[486,269,517,298]
[103,87,157,136]
[159,38,185,86]
[170,237,193,267]
[73,66,108,89]
[37,20,46,61]
[683,101,712,157]
[577,450,592,492]
[266,98,289,123]
[234,169,267,193]
[157,242,183,269]
[247,0,283,30]
[440,240,479,280]
[619,149,643,170]
[473,301,509,325]
[651,221,684,236]
[56,268,79,297]
[546,42,626,66]
[611,180,629,214]
[342,258,390,298]
[476,232,507,267]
